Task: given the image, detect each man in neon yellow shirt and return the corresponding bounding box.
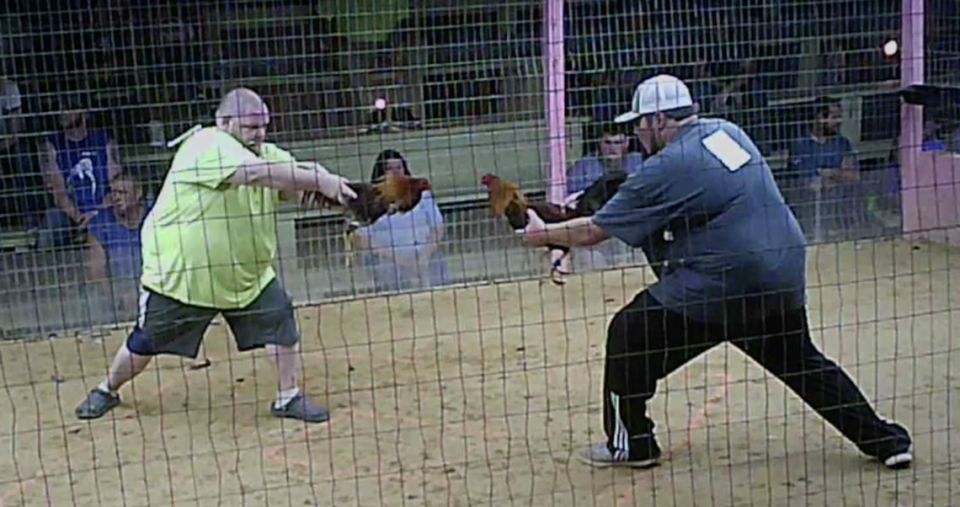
[75,88,356,423]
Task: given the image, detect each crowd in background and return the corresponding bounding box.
[0,0,958,329]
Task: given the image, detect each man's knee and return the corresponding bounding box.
[125,327,159,356]
[606,294,653,357]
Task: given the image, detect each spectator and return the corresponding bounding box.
[785,97,866,241]
[85,171,150,320]
[355,150,449,292]
[86,172,149,282]
[0,73,24,228]
[37,95,122,249]
[565,122,641,272]
[567,123,640,194]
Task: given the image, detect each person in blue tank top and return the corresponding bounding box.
[38,96,122,249]
[516,74,914,472]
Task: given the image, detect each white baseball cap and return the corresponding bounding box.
[614,74,695,124]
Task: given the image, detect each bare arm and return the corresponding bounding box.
[840,155,860,181]
[107,139,123,179]
[228,159,352,201]
[84,235,109,282]
[521,215,610,249]
[40,140,83,222]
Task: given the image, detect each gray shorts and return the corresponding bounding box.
[126,278,300,359]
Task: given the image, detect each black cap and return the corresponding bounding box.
[899,84,960,108]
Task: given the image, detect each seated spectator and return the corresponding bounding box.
[38,96,122,249]
[86,172,149,282]
[785,97,869,241]
[565,123,641,272]
[567,123,641,194]
[0,74,46,229]
[355,150,449,292]
[85,171,150,319]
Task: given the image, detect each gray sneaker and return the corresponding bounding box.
[578,441,662,469]
[76,389,121,420]
[270,393,330,423]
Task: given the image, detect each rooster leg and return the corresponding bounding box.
[548,249,571,286]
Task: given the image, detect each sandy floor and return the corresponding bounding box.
[2,238,959,507]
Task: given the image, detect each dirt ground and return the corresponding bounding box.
[2,238,959,507]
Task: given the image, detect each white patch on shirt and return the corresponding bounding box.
[702,130,751,172]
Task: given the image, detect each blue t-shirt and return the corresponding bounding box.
[786,134,856,180]
[566,153,643,194]
[593,118,808,324]
[49,129,113,214]
[87,207,144,280]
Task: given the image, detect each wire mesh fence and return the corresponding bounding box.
[1,1,959,506]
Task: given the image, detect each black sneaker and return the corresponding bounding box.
[578,438,662,469]
[867,422,913,470]
[270,393,330,423]
[75,389,121,420]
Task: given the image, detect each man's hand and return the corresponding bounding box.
[317,173,358,205]
[517,209,549,248]
[562,191,583,209]
[76,211,98,229]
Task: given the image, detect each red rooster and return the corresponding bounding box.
[480,173,580,284]
[306,171,432,226]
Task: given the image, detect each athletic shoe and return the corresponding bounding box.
[578,438,662,469]
[270,393,330,423]
[75,389,121,420]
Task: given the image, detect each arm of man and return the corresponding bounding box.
[522,162,696,249]
[277,160,343,207]
[839,137,860,182]
[176,134,355,202]
[520,215,609,249]
[40,140,86,224]
[106,138,123,180]
[226,158,352,202]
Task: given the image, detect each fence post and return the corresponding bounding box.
[899,0,924,235]
[544,0,567,204]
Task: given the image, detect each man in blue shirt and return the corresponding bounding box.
[517,75,913,471]
[785,97,863,240]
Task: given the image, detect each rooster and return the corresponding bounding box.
[480,172,628,285]
[480,173,578,284]
[305,171,432,226]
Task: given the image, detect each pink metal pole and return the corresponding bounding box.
[544,0,567,204]
[899,0,924,232]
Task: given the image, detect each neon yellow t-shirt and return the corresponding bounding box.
[139,127,296,309]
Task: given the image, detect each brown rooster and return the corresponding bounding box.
[306,171,432,226]
[480,172,629,284]
[480,173,580,283]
